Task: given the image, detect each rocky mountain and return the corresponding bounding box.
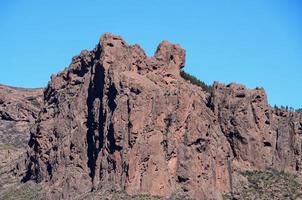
[0,33,301,200]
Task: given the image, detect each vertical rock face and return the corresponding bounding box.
[15,33,302,199]
[209,82,302,197]
[211,82,274,169]
[210,82,302,173]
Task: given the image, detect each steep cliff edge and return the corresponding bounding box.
[0,33,301,199]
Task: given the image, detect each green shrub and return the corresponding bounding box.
[296,108,302,113]
[224,169,301,200]
[180,70,212,93]
[0,183,43,200]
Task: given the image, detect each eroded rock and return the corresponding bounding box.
[0,33,301,200]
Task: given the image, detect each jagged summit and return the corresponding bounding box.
[154,40,185,69]
[99,33,186,71]
[0,33,301,200]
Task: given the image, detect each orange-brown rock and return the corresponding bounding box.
[0,85,43,197]
[0,84,42,156]
[1,33,301,199]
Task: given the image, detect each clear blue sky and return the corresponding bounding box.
[0,0,301,108]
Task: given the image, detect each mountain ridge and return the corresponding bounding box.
[0,33,301,200]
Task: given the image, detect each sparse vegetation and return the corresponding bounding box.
[0,183,43,200]
[0,143,14,150]
[76,189,163,200]
[180,70,212,93]
[273,105,302,113]
[224,169,302,200]
[76,189,195,200]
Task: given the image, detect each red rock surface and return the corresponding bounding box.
[0,84,42,161]
[1,33,301,199]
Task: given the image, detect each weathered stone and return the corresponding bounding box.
[0,84,42,153]
[1,33,301,200]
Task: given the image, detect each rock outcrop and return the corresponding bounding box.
[1,33,301,199]
[0,85,43,198]
[211,82,302,173]
[0,85,43,164]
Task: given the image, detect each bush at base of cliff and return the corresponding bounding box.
[76,189,196,200]
[0,182,44,200]
[224,169,302,200]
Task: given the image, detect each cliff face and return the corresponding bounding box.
[0,85,43,147]
[1,33,301,199]
[211,82,302,172]
[0,85,43,167]
[0,85,43,198]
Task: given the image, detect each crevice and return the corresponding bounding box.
[296,161,300,171]
[46,161,53,180]
[28,133,36,148]
[218,109,239,159]
[251,103,260,130]
[122,161,129,189]
[86,62,105,182]
[106,82,122,154]
[275,128,279,153]
[127,98,136,148]
[108,83,117,112]
[21,162,33,183]
[229,139,238,158]
[226,131,248,158]
[206,95,214,111]
[22,155,41,183]
[161,114,174,159]
[227,156,234,199]
[107,123,122,154]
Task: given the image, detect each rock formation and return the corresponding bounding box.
[0,85,43,198]
[0,85,43,164]
[0,33,301,199]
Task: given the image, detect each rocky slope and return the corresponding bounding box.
[0,85,43,199]
[0,33,301,199]
[0,85,43,166]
